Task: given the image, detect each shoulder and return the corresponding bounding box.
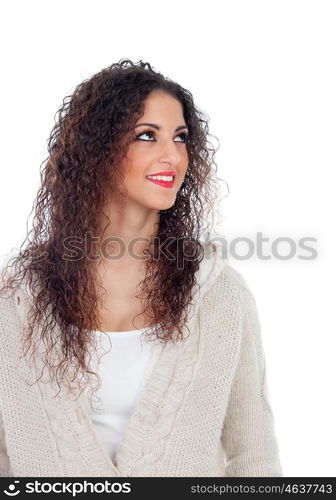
[203,258,260,325]
[198,232,258,310]
[220,263,257,301]
[199,233,253,291]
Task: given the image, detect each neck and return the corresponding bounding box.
[95,199,160,265]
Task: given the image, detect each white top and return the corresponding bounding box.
[81,326,156,461]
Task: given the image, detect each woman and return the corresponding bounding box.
[0,59,283,477]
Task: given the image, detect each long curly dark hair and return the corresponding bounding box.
[0,58,224,403]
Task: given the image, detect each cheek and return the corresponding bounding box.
[121,153,147,182]
[124,165,148,187]
[181,152,189,173]
[181,147,189,162]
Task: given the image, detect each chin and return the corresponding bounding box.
[141,195,176,212]
[151,200,176,211]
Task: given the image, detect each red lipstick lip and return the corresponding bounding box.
[145,170,176,177]
[146,177,175,188]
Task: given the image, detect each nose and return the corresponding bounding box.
[158,138,181,166]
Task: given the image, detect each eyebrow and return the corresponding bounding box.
[134,122,188,132]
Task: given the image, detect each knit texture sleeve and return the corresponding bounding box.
[0,409,12,477]
[221,281,283,477]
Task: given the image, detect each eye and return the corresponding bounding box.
[174,132,188,143]
[136,131,155,141]
[136,130,188,143]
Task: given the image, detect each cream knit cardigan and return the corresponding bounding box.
[0,239,283,477]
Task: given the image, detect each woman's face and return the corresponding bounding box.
[118,90,189,211]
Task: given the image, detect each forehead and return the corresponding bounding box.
[140,91,184,119]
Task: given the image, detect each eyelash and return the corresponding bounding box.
[135,130,188,143]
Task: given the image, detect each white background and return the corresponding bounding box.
[1,0,335,477]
